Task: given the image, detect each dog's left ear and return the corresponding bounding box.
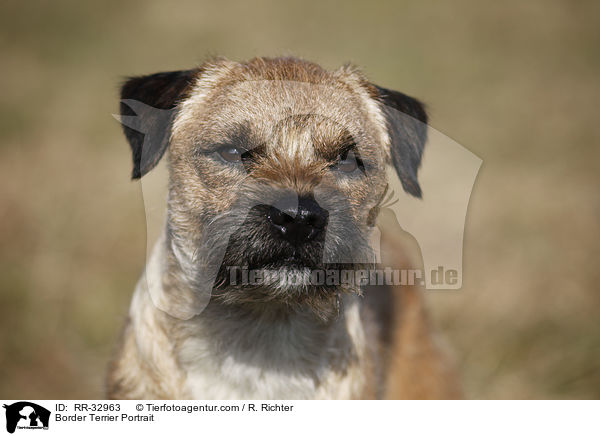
[119,69,200,179]
[373,86,428,198]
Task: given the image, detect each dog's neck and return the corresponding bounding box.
[177,296,356,363]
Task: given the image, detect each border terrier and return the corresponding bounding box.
[107,57,461,399]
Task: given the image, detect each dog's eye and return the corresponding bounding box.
[217,146,244,163]
[334,151,360,173]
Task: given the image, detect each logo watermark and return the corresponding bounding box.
[3,402,50,434]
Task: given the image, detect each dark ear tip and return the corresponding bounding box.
[403,180,422,198]
[130,161,142,179]
[411,187,422,198]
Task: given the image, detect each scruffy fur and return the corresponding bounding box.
[107,57,461,399]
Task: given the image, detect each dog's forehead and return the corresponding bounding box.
[217,80,364,121]
[177,79,377,155]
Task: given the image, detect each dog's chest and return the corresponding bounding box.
[181,355,356,400]
[176,302,371,399]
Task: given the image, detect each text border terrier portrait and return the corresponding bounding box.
[108,56,461,399]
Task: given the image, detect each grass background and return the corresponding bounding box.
[0,0,598,398]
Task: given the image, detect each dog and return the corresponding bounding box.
[107,56,461,399]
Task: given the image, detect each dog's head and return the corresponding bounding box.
[119,57,427,319]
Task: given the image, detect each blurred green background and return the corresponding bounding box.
[1,0,599,399]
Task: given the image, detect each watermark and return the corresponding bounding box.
[226,266,459,287]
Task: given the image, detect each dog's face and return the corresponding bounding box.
[119,57,427,318]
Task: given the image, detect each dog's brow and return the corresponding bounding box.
[314,130,357,161]
[220,122,264,151]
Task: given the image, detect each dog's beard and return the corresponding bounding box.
[179,190,375,320]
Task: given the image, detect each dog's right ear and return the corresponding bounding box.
[119,69,200,179]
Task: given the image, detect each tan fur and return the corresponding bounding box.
[107,57,460,399]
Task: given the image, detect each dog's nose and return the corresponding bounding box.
[267,196,328,244]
